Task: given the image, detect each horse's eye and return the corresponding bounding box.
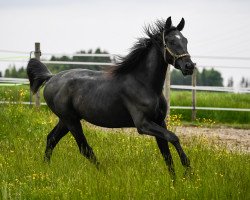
[169,40,176,45]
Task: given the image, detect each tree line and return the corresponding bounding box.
[3,48,111,79]
[171,68,223,86]
[1,48,249,87]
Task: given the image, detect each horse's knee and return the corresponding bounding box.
[169,133,180,144]
[136,120,150,135]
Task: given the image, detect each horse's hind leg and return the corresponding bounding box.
[63,119,99,166]
[44,120,69,162]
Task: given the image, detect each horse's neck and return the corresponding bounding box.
[134,47,167,95]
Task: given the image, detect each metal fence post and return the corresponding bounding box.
[192,65,197,121]
[34,42,41,107]
[164,64,171,118]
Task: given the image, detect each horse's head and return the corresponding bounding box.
[163,17,194,76]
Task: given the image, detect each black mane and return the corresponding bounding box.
[110,38,151,75]
[110,20,174,75]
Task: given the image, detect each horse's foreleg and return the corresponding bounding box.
[44,120,69,162]
[136,119,190,169]
[63,119,99,167]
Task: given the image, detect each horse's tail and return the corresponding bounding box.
[27,58,53,94]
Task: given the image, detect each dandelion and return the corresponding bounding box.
[32,173,38,180]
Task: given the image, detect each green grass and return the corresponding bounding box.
[0,85,44,103]
[0,104,249,199]
[1,85,249,125]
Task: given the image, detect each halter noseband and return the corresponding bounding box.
[162,31,190,66]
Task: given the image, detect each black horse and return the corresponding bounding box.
[27,17,194,177]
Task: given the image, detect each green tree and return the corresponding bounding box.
[171,69,192,85]
[5,69,10,77]
[171,67,223,86]
[240,77,249,88]
[4,65,28,78]
[199,68,223,86]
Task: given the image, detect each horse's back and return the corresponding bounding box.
[43,69,104,115]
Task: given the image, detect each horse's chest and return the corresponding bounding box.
[143,97,166,122]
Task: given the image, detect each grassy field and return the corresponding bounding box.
[0,85,249,125]
[0,104,249,199]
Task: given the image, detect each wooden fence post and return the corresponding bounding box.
[34,42,41,107]
[192,65,197,121]
[164,64,171,118]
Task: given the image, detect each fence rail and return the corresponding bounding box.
[1,101,249,112]
[170,85,250,93]
[43,61,114,66]
[1,77,249,93]
[0,77,29,84]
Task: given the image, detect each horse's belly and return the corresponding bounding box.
[76,99,134,128]
[80,108,134,128]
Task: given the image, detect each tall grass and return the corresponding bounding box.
[0,104,249,199]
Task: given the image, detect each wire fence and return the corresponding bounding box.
[0,47,250,117]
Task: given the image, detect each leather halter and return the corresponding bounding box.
[162,31,190,66]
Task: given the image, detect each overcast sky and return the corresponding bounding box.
[0,0,250,86]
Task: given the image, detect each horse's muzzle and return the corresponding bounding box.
[182,62,194,76]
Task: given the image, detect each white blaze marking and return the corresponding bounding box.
[175,34,181,40]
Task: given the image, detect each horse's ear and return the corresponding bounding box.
[165,16,172,30]
[177,18,185,31]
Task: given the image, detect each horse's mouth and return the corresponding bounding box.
[182,69,193,76]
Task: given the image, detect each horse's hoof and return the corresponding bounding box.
[183,166,194,179]
[95,161,101,170]
[43,156,51,164]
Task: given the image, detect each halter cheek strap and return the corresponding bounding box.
[162,31,190,66]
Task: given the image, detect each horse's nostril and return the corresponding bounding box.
[186,63,194,69]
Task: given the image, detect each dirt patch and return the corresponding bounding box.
[86,123,250,153]
[176,127,250,153]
